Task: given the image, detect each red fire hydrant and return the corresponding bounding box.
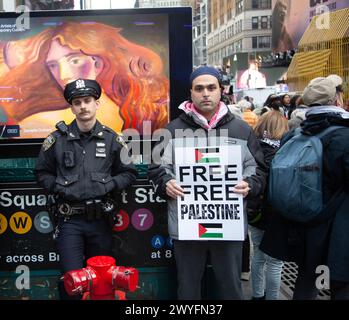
[63,256,139,300]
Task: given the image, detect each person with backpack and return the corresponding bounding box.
[248,110,289,299]
[260,76,349,300]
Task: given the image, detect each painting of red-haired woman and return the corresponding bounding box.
[0,21,169,138]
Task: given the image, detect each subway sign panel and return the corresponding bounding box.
[0,182,174,272]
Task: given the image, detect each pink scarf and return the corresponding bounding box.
[179,101,228,130]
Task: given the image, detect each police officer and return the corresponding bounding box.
[34,78,138,299]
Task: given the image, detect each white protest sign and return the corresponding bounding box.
[175,145,244,241]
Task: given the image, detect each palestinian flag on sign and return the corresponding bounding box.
[198,223,223,239]
[195,147,220,163]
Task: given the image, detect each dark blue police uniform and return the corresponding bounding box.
[34,79,138,299]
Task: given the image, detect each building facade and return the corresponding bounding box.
[136,0,194,7]
[207,0,272,67]
[192,0,208,66]
[1,0,77,10]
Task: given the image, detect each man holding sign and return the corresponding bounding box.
[150,66,267,299]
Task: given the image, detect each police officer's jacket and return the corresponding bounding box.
[35,120,138,203]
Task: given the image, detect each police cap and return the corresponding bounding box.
[64,79,102,104]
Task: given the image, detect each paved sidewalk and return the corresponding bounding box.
[241,276,290,300]
[241,262,331,300]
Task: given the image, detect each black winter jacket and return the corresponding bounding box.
[247,140,279,229]
[260,111,349,282]
[149,110,268,239]
[35,120,138,203]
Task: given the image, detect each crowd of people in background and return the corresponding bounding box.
[223,74,347,131]
[221,73,348,300]
[149,65,349,301]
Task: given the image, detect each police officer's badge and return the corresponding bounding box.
[42,134,56,151]
[116,135,128,150]
[75,79,85,89]
[95,142,106,158]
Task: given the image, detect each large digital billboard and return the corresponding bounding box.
[272,0,348,52]
[226,53,287,90]
[0,8,192,142]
